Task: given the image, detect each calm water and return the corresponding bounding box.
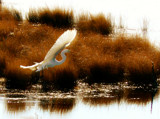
[0,78,160,119]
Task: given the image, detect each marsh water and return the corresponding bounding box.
[1,78,160,119]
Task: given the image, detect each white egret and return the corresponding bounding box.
[20,29,77,72]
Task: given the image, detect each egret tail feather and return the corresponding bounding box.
[20,62,42,71]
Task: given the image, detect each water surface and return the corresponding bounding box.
[0,78,160,119]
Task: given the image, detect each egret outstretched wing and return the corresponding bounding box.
[43,29,77,62]
[20,29,77,71]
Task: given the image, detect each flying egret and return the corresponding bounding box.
[20,29,77,72]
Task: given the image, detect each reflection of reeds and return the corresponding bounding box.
[6,100,26,113]
[82,86,158,106]
[124,88,157,105]
[39,98,75,114]
[83,97,119,106]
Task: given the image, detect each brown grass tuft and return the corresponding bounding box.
[122,52,153,84]
[0,50,6,76]
[27,10,39,23]
[11,9,22,21]
[0,7,22,21]
[87,55,123,83]
[70,33,159,84]
[4,57,32,89]
[0,7,19,40]
[0,21,16,40]
[0,7,15,21]
[76,14,113,35]
[27,8,74,28]
[41,58,78,91]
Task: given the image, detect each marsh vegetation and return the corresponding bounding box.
[0,2,160,118]
[0,6,159,91]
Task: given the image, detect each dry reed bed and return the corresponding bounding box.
[76,14,113,35]
[0,6,160,90]
[27,8,113,35]
[27,8,74,28]
[70,33,160,84]
[0,8,77,90]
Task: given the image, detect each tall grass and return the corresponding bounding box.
[11,10,22,21]
[0,19,77,90]
[76,14,113,35]
[0,7,160,90]
[27,10,39,23]
[27,9,113,35]
[70,33,160,84]
[87,55,123,83]
[0,50,6,76]
[113,35,160,84]
[0,7,22,40]
[122,52,153,84]
[0,7,22,21]
[1,23,160,88]
[4,57,32,89]
[41,60,78,91]
[27,8,74,28]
